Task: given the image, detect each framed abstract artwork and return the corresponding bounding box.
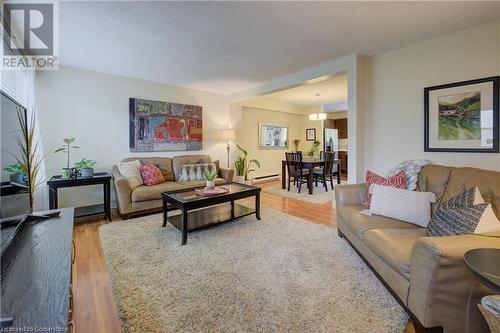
[258,124,288,149]
[306,128,316,141]
[424,76,499,153]
[129,98,203,152]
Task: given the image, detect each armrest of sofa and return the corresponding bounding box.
[112,165,132,215]
[218,167,234,183]
[334,183,367,206]
[408,233,500,330]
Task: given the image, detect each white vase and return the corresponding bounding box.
[206,180,215,189]
[234,175,245,184]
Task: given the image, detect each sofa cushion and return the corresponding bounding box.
[117,160,143,189]
[131,181,185,202]
[176,178,226,189]
[140,164,165,186]
[364,228,427,279]
[364,170,407,207]
[122,157,174,181]
[172,155,211,181]
[178,163,217,181]
[416,165,454,212]
[337,205,420,240]
[441,167,500,220]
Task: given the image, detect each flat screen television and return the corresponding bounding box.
[0,91,32,255]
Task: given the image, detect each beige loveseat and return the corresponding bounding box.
[112,155,234,218]
[335,165,500,333]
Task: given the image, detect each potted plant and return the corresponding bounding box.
[203,170,216,189]
[14,107,45,208]
[74,158,97,177]
[3,162,26,184]
[234,144,260,184]
[293,139,300,152]
[308,140,320,157]
[54,138,79,178]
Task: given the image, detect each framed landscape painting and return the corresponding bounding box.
[424,76,499,153]
[129,98,203,152]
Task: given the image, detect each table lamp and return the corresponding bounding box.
[221,129,236,168]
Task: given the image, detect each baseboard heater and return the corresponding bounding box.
[252,174,280,184]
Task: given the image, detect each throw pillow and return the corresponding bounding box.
[369,184,437,227]
[386,159,431,191]
[473,188,500,234]
[178,163,217,181]
[140,164,165,186]
[364,170,407,207]
[427,187,488,237]
[117,160,143,189]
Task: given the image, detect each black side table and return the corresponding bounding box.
[47,172,112,221]
[464,248,500,293]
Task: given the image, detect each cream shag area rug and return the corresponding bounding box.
[262,185,335,204]
[99,208,408,333]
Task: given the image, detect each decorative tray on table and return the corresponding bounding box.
[195,186,229,197]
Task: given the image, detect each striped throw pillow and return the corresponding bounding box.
[427,187,487,237]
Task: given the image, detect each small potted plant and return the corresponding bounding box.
[203,170,216,189]
[74,158,97,178]
[3,162,26,184]
[54,137,79,178]
[234,144,260,184]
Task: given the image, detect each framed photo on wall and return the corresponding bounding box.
[259,123,288,149]
[306,128,316,141]
[424,76,499,153]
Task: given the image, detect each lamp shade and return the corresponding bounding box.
[309,113,327,121]
[220,129,236,141]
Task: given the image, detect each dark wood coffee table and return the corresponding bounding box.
[162,183,261,245]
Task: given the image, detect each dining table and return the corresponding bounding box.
[281,157,342,194]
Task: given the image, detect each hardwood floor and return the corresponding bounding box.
[72,179,415,333]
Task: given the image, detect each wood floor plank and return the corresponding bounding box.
[72,179,413,332]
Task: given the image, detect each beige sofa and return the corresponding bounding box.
[335,165,500,333]
[112,155,234,218]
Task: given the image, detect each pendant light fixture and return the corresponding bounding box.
[308,93,326,121]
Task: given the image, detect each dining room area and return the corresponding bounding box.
[233,73,349,204]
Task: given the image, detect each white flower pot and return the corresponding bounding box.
[206,180,215,189]
[234,175,245,184]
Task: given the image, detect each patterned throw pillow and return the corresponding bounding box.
[364,170,407,207]
[386,159,431,191]
[178,163,217,181]
[117,160,143,189]
[427,187,488,237]
[473,188,500,234]
[140,164,165,186]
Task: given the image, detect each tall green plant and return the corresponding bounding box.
[54,138,79,169]
[15,107,44,208]
[234,144,260,181]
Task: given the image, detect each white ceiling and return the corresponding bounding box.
[262,75,348,106]
[59,1,500,95]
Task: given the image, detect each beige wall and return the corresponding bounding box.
[237,106,304,178]
[301,105,324,153]
[36,65,231,208]
[363,20,500,175]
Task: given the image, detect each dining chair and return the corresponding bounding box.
[313,151,336,191]
[285,152,308,193]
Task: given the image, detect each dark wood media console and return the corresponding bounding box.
[1,208,75,332]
